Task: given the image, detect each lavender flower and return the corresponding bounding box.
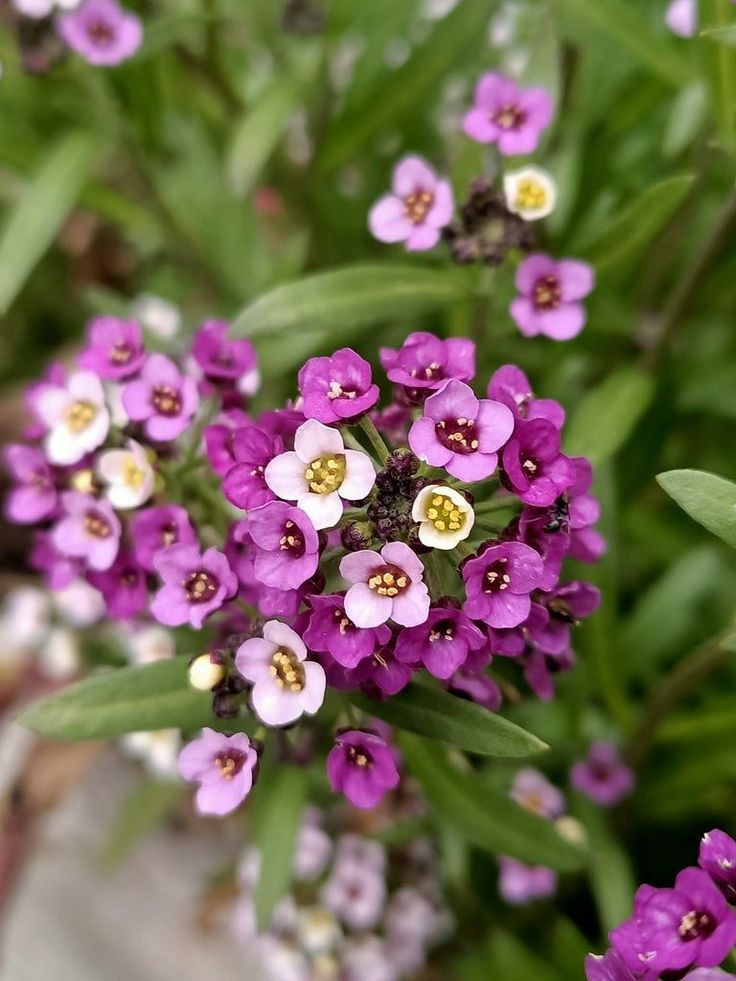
[487,364,565,429]
[178,728,258,816]
[246,501,320,590]
[191,320,258,391]
[666,0,697,36]
[380,331,475,394]
[78,317,145,379]
[235,620,326,726]
[303,593,391,669]
[511,767,566,819]
[122,353,199,442]
[511,253,595,341]
[408,379,514,481]
[151,543,237,628]
[462,541,544,628]
[327,729,400,809]
[51,491,121,571]
[448,669,502,711]
[129,504,197,572]
[394,604,485,680]
[369,155,454,252]
[463,73,553,154]
[322,856,386,930]
[88,550,147,619]
[4,445,57,523]
[57,0,142,66]
[298,348,379,424]
[340,541,430,628]
[570,742,634,807]
[498,857,558,905]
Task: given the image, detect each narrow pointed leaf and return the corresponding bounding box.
[565,367,654,465]
[657,469,736,549]
[102,778,182,866]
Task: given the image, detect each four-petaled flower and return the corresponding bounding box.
[369,155,454,252]
[340,541,430,628]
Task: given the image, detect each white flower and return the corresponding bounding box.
[39,627,80,681]
[264,419,376,530]
[97,438,155,510]
[53,578,105,627]
[0,587,50,677]
[36,370,110,466]
[411,484,474,549]
[503,166,556,221]
[11,0,81,17]
[124,625,175,665]
[131,293,181,339]
[122,729,181,780]
[296,906,342,957]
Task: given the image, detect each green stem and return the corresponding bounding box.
[423,551,446,601]
[454,541,474,561]
[473,495,517,516]
[358,416,390,465]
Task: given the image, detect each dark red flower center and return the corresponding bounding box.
[160,521,178,547]
[279,520,305,557]
[532,276,562,310]
[84,510,111,538]
[678,909,716,941]
[483,558,511,593]
[435,417,479,455]
[152,385,182,416]
[368,564,409,597]
[332,607,355,635]
[347,744,372,768]
[403,189,434,225]
[429,618,456,643]
[214,750,245,780]
[87,18,115,46]
[184,570,219,603]
[109,342,133,364]
[493,104,526,130]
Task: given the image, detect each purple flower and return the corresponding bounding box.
[151,543,237,628]
[347,643,414,698]
[191,320,258,390]
[235,620,326,727]
[293,808,332,881]
[394,604,485,680]
[202,408,249,476]
[462,541,544,628]
[501,418,576,507]
[303,593,391,669]
[130,504,197,573]
[511,767,566,819]
[265,419,376,531]
[87,550,147,620]
[322,851,386,929]
[447,669,502,711]
[57,0,142,66]
[568,456,606,562]
[570,742,634,807]
[370,403,412,447]
[521,645,576,701]
[327,729,400,809]
[340,541,430,629]
[222,424,283,510]
[511,253,595,341]
[30,530,82,589]
[463,73,553,155]
[498,857,557,905]
[380,331,475,393]
[666,0,697,37]
[368,155,454,252]
[298,348,379,424]
[178,728,258,816]
[700,830,736,904]
[246,500,320,590]
[611,868,736,976]
[78,317,145,379]
[585,948,657,980]
[4,445,57,524]
[487,364,565,429]
[408,379,514,482]
[122,354,199,442]
[51,491,121,571]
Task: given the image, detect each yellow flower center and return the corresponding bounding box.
[65,400,96,434]
[515,177,548,211]
[270,647,305,692]
[424,492,465,534]
[403,190,434,225]
[367,564,409,598]
[304,454,346,495]
[123,457,146,488]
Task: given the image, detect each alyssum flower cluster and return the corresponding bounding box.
[5,315,604,820]
[369,71,595,342]
[586,829,736,981]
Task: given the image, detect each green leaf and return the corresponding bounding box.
[580,175,694,274]
[551,0,689,86]
[0,131,101,314]
[20,658,218,741]
[249,765,306,930]
[565,368,654,465]
[317,0,491,172]
[399,734,586,871]
[700,0,736,153]
[353,684,548,758]
[701,24,736,46]
[102,778,181,867]
[573,793,635,932]
[233,263,467,338]
[657,469,736,549]
[663,83,708,158]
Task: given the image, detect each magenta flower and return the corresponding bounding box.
[368,155,454,252]
[191,320,258,390]
[78,317,145,379]
[462,541,544,628]
[487,364,565,429]
[122,353,199,442]
[511,767,566,819]
[178,728,258,817]
[4,445,57,524]
[303,593,391,669]
[202,408,249,476]
[570,742,634,807]
[700,830,736,904]
[611,869,736,976]
[51,491,121,571]
[298,348,379,424]
[246,500,320,590]
[327,729,400,809]
[348,643,414,698]
[235,620,326,726]
[567,456,606,562]
[511,253,595,341]
[394,604,485,680]
[87,550,147,620]
[57,0,143,66]
[463,73,553,155]
[222,423,283,510]
[151,543,237,628]
[408,379,514,482]
[265,419,376,531]
[585,948,656,981]
[501,418,576,507]
[129,504,197,572]
[340,540,430,629]
[498,857,557,905]
[380,331,475,393]
[448,669,502,711]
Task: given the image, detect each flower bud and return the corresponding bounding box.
[188,652,227,691]
[341,520,374,552]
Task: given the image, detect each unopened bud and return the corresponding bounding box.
[340,520,373,552]
[188,653,227,692]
